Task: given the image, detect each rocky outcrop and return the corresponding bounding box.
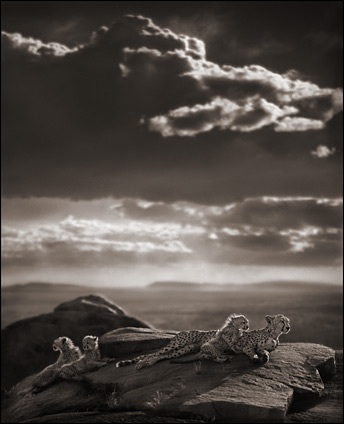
[2,328,339,423]
[1,296,151,390]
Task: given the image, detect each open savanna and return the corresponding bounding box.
[1,281,343,349]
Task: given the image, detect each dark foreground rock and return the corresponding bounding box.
[1,296,151,390]
[2,328,341,423]
[22,411,205,423]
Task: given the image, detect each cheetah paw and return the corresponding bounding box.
[135,360,149,370]
[261,353,270,363]
[252,354,260,363]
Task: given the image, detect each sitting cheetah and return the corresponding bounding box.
[59,335,116,380]
[171,314,250,364]
[233,314,291,363]
[116,314,249,370]
[19,337,81,395]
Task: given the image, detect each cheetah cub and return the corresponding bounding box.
[59,335,115,380]
[19,337,81,395]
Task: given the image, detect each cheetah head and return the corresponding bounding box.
[53,336,73,352]
[265,314,291,334]
[223,313,249,332]
[82,335,99,351]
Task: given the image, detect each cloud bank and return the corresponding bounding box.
[1,15,342,201]
[2,15,342,138]
[2,196,342,268]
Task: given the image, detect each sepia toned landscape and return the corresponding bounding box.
[1,1,342,422]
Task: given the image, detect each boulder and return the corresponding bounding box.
[1,296,151,390]
[2,327,339,423]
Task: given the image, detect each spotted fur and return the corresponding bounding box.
[116,314,249,370]
[171,314,249,364]
[19,337,81,395]
[234,314,291,363]
[59,335,115,380]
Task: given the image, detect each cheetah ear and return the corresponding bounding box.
[92,336,98,341]
[265,315,273,324]
[61,337,67,344]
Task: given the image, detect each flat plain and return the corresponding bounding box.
[1,281,342,349]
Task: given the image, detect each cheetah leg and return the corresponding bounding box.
[128,333,191,367]
[136,344,199,370]
[101,357,117,363]
[200,352,231,363]
[242,346,260,363]
[211,354,232,363]
[256,348,270,363]
[152,333,193,355]
[59,368,74,380]
[117,332,198,367]
[132,333,195,369]
[201,345,232,363]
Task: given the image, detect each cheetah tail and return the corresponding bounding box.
[115,359,138,367]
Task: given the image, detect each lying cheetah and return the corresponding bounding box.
[171,313,250,363]
[116,314,249,370]
[233,314,291,363]
[59,335,116,380]
[19,337,81,395]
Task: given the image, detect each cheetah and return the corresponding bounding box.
[171,313,250,364]
[19,337,81,395]
[233,314,291,363]
[116,314,249,370]
[59,335,116,380]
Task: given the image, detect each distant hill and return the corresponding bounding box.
[148,281,204,290]
[148,280,341,291]
[1,282,85,292]
[3,280,341,293]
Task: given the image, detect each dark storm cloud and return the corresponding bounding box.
[117,23,342,136]
[1,14,342,201]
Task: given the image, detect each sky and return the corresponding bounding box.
[1,1,343,286]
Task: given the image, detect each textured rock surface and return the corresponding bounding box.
[2,327,339,424]
[1,296,151,390]
[22,411,205,423]
[99,327,178,358]
[286,350,343,423]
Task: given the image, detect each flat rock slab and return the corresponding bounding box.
[2,330,336,423]
[90,342,335,422]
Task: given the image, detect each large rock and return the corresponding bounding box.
[1,296,151,390]
[2,328,339,423]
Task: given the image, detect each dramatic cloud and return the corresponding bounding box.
[2,196,342,268]
[311,145,336,158]
[1,31,78,57]
[1,14,342,201]
[2,15,342,137]
[148,97,298,136]
[1,215,198,267]
[275,117,325,132]
[115,18,343,136]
